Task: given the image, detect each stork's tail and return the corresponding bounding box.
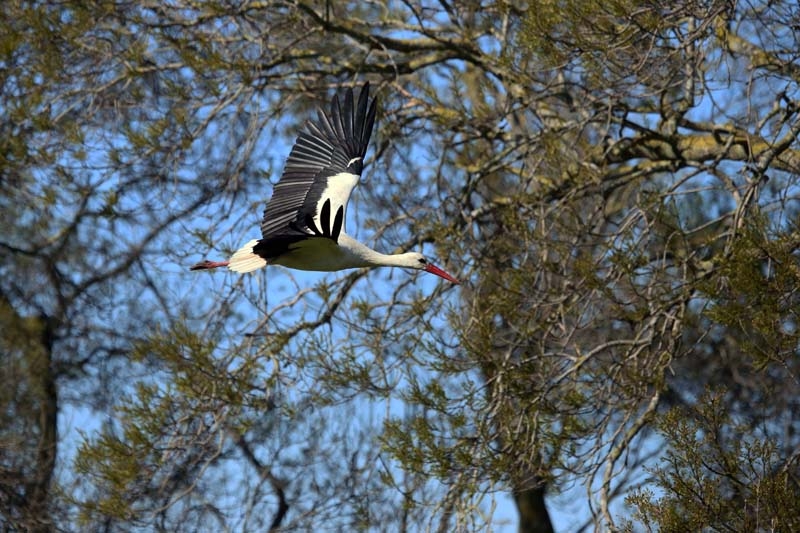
[228,239,267,273]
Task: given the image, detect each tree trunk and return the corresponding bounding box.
[25,314,58,532]
[1,297,60,532]
[513,483,554,533]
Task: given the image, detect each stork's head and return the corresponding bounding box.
[403,253,460,284]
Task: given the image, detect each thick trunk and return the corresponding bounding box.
[1,294,59,532]
[513,483,554,533]
[24,314,58,533]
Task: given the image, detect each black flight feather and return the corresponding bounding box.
[258,83,378,240]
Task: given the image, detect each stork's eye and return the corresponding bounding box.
[418,258,427,265]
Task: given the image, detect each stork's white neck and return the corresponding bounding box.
[337,234,419,268]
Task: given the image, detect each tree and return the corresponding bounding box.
[2,0,799,531]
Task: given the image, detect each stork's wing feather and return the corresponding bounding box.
[260,83,378,240]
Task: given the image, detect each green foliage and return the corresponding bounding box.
[74,323,273,524]
[704,222,800,370]
[626,390,800,532]
[521,0,676,83]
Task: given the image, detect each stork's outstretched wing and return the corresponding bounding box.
[260,82,378,242]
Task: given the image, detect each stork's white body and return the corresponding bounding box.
[272,234,375,271]
[229,233,373,272]
[190,83,459,285]
[229,233,429,273]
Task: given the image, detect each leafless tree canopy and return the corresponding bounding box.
[2,1,799,531]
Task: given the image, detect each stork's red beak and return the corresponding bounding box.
[425,263,460,284]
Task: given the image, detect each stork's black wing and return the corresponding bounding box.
[260,82,378,242]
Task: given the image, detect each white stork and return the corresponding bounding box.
[190,83,459,284]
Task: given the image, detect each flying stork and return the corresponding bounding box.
[190,83,459,284]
